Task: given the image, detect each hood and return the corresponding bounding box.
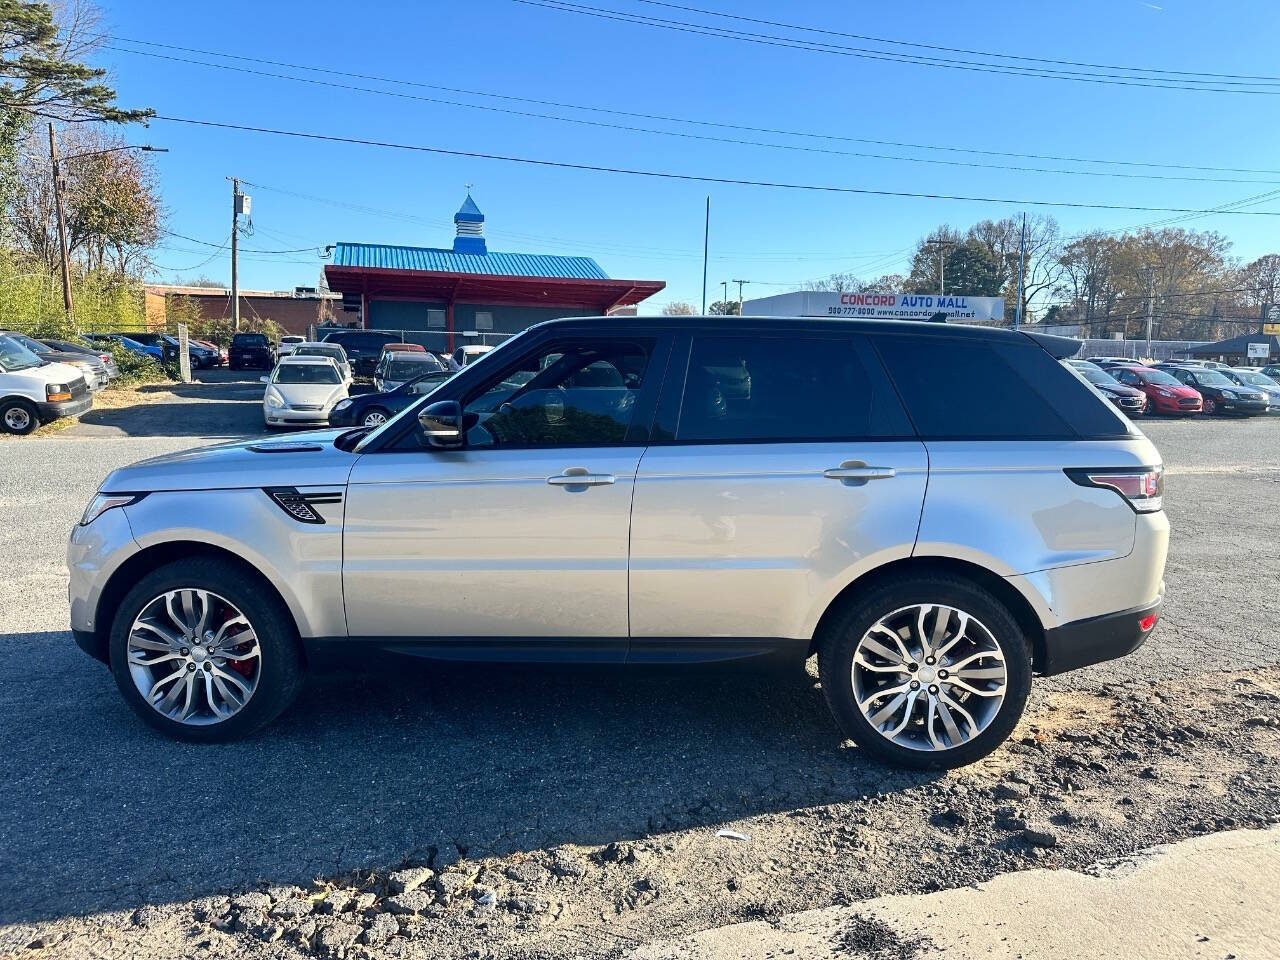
[270,382,347,406]
[43,349,103,370]
[100,429,360,493]
[1099,382,1144,397]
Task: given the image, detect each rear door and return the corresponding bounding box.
[627,330,929,651]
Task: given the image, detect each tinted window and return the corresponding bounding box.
[233,334,268,347]
[464,339,654,448]
[874,335,1128,439]
[674,335,910,442]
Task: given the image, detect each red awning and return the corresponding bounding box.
[324,265,664,311]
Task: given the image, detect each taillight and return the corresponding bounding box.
[1065,466,1163,513]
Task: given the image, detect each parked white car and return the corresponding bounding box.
[261,356,349,428]
[276,335,306,358]
[0,333,93,434]
[290,342,353,383]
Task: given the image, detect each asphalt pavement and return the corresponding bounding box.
[1,396,1278,937]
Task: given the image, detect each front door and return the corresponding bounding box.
[628,332,929,649]
[343,334,666,644]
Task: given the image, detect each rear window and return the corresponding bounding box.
[233,334,268,346]
[873,334,1129,440]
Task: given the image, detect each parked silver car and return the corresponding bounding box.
[68,317,1168,768]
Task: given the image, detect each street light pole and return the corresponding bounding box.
[47,123,74,320]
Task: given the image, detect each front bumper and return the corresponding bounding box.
[265,406,334,424]
[36,394,92,421]
[1039,596,1161,675]
[1217,398,1268,415]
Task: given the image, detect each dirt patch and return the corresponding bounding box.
[4,667,1277,960]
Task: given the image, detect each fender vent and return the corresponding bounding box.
[264,487,342,524]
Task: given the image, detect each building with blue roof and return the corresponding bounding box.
[324,195,665,352]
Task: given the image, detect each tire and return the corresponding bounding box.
[0,398,39,435]
[1204,397,1217,415]
[107,557,304,742]
[817,574,1032,770]
[361,407,391,427]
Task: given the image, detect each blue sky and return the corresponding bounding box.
[97,0,1280,310]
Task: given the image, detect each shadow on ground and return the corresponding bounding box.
[0,634,933,925]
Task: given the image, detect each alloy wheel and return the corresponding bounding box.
[126,588,262,726]
[363,410,388,427]
[851,604,1007,752]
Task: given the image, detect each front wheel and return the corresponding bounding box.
[817,575,1032,769]
[1203,397,1217,415]
[108,557,303,742]
[0,398,39,435]
[361,407,391,427]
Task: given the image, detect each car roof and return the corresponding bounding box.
[295,342,341,349]
[278,354,338,365]
[386,352,439,361]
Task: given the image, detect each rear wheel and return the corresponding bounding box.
[108,557,303,742]
[817,575,1032,769]
[0,398,39,435]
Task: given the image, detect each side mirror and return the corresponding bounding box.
[418,400,466,448]
[259,376,269,384]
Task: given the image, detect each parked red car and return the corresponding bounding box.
[1111,366,1202,416]
[196,340,227,366]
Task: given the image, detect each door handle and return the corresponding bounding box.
[823,462,896,482]
[547,467,616,487]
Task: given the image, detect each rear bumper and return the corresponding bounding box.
[1039,597,1161,676]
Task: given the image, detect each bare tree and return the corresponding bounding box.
[661,300,696,315]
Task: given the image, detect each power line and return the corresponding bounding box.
[105,36,1280,176]
[101,42,1280,186]
[629,0,1280,84]
[511,0,1280,95]
[140,114,1280,217]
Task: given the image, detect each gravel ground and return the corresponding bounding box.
[1,402,1278,959]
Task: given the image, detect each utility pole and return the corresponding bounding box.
[1014,213,1027,329]
[720,281,729,308]
[923,237,954,295]
[231,178,241,333]
[701,196,709,315]
[733,279,749,316]
[48,123,73,320]
[1141,267,1157,361]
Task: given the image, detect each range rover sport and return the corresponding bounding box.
[68,316,1168,769]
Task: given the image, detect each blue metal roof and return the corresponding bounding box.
[332,242,611,280]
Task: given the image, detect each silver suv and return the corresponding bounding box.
[68,317,1168,768]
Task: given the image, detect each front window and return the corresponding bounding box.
[0,334,43,372]
[463,339,654,448]
[1234,370,1275,386]
[273,364,340,384]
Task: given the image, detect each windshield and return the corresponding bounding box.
[274,363,340,384]
[1190,370,1232,387]
[1077,366,1121,387]
[297,346,345,362]
[1143,370,1181,386]
[0,334,44,372]
[1233,370,1276,386]
[386,358,441,379]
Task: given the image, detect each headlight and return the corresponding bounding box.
[80,492,145,526]
[333,399,352,411]
[265,388,284,408]
[1220,390,1237,399]
[45,382,72,402]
